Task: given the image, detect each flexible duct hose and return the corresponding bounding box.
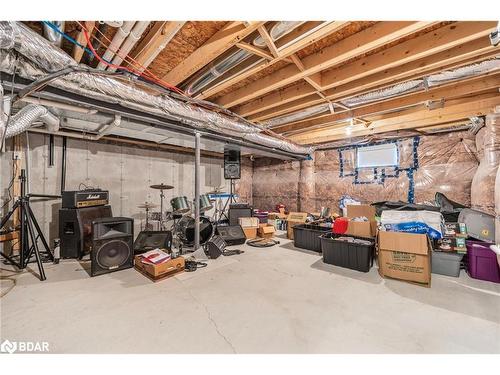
[1,104,60,139]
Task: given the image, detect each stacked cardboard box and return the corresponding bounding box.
[286,212,308,239]
[258,223,275,239]
[378,231,432,287]
[238,217,259,239]
[345,205,377,238]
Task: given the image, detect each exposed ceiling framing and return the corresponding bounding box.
[23,20,500,146]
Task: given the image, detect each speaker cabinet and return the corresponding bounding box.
[133,231,172,254]
[59,205,112,259]
[228,207,252,226]
[224,148,241,180]
[215,225,246,246]
[90,217,134,277]
[205,235,226,259]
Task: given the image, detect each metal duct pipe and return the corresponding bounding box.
[1,104,59,139]
[185,21,304,96]
[253,21,305,48]
[185,49,253,95]
[0,22,312,156]
[97,21,135,70]
[108,21,150,71]
[43,21,65,47]
[264,103,331,128]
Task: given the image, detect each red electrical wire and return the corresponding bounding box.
[81,25,185,95]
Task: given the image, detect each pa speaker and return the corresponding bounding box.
[215,225,246,246]
[90,217,134,277]
[224,148,241,179]
[205,235,226,259]
[59,205,112,259]
[228,206,252,226]
[133,231,172,254]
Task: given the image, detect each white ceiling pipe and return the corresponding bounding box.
[108,21,150,71]
[21,96,98,114]
[97,21,135,70]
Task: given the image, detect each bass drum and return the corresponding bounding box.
[177,216,214,247]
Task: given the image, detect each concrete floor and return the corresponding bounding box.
[1,232,499,354]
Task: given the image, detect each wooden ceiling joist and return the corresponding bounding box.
[161,21,265,86]
[236,41,274,60]
[196,21,350,100]
[129,21,185,72]
[214,21,439,108]
[290,95,500,144]
[257,25,280,57]
[73,21,95,63]
[320,21,497,91]
[274,73,500,134]
[245,37,498,121]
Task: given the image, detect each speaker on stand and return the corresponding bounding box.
[90,217,134,277]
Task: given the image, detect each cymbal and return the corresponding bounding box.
[150,183,174,190]
[207,187,227,194]
[137,202,159,209]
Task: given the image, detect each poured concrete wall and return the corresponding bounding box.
[245,131,480,214]
[1,133,228,247]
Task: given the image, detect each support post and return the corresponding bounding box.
[194,132,201,250]
[61,136,67,193]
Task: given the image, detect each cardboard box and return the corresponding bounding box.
[242,227,258,239]
[134,255,185,282]
[258,223,275,239]
[238,217,259,228]
[286,212,308,239]
[378,231,431,287]
[345,204,377,238]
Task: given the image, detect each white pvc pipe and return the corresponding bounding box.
[97,21,135,70]
[108,21,150,71]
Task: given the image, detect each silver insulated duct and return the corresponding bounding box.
[1,104,60,139]
[43,21,65,47]
[0,21,312,156]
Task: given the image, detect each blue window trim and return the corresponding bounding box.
[337,136,420,202]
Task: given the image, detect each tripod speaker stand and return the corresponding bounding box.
[0,169,53,281]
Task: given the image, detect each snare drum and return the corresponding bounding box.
[170,196,190,214]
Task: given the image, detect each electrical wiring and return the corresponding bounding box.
[42,21,184,95]
[30,22,268,130]
[80,25,185,95]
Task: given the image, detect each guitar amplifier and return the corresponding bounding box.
[62,189,109,208]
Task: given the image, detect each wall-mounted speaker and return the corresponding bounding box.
[90,217,134,277]
[224,148,241,180]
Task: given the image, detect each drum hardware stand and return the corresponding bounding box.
[216,179,237,225]
[0,169,53,281]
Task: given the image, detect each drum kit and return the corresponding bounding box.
[137,183,228,252]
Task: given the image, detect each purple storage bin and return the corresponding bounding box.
[465,240,500,283]
[253,211,269,224]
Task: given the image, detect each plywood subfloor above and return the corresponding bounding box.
[147,21,228,77]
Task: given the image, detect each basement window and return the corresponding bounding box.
[356,143,398,168]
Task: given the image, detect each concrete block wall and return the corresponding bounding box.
[1,133,229,247]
